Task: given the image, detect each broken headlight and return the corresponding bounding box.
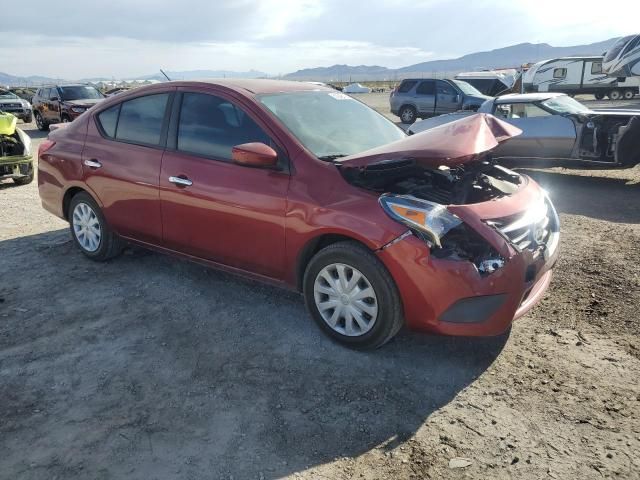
[379,194,461,248]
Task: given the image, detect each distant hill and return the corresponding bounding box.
[284,37,620,81]
[139,69,269,81]
[0,72,63,87]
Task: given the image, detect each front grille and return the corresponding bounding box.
[488,198,557,252]
[0,103,23,111]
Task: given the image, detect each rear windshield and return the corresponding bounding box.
[59,86,104,101]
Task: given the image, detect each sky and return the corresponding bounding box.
[1,0,638,78]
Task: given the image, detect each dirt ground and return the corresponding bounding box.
[1,99,639,479]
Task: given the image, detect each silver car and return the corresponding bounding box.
[408,93,640,169]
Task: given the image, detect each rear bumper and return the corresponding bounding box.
[377,230,558,336]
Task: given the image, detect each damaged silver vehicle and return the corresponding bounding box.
[408,93,640,169]
[0,111,33,185]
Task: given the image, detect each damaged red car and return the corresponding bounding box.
[38,80,559,349]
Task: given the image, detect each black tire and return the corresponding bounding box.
[623,89,635,100]
[609,89,623,100]
[34,111,48,131]
[24,114,33,124]
[594,92,605,100]
[61,114,71,123]
[68,192,124,261]
[13,173,34,186]
[399,105,417,124]
[303,241,403,349]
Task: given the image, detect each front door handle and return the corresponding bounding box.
[83,159,102,169]
[168,176,193,187]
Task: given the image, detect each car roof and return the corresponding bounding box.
[494,92,566,103]
[162,79,333,95]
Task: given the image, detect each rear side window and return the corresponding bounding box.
[177,92,270,161]
[553,68,567,79]
[398,80,417,93]
[591,62,603,74]
[416,80,435,95]
[97,104,120,138]
[115,94,169,146]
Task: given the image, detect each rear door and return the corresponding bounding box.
[414,80,436,116]
[159,88,289,278]
[435,80,460,114]
[81,90,173,244]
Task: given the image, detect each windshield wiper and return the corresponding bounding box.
[318,154,347,161]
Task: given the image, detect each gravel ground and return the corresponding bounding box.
[1,103,639,480]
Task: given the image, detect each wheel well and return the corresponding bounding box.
[399,104,416,112]
[296,234,371,291]
[62,187,86,220]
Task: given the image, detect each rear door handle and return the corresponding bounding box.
[168,176,193,187]
[83,159,102,169]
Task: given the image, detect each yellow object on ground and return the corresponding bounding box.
[0,112,18,136]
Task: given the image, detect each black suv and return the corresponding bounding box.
[32,84,105,130]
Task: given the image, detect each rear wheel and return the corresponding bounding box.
[303,241,403,349]
[609,89,623,100]
[399,105,417,124]
[69,192,124,261]
[34,112,48,131]
[623,89,635,100]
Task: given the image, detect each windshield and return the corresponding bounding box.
[541,95,591,115]
[0,89,19,100]
[59,86,104,101]
[259,91,405,158]
[450,79,484,97]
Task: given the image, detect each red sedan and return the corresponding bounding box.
[38,80,559,349]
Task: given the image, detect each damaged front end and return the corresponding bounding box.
[337,114,549,276]
[0,112,33,183]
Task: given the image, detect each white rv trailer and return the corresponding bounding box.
[522,56,639,100]
[602,34,640,78]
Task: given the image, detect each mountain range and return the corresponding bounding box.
[1,37,620,86]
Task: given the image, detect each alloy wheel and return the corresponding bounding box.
[72,202,101,252]
[313,263,378,336]
[401,108,415,123]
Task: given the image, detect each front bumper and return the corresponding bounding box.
[0,108,32,121]
[0,155,33,179]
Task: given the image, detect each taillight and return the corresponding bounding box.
[38,139,56,159]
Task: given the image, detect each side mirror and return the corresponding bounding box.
[232,142,278,168]
[453,94,460,103]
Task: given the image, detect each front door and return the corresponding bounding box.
[435,80,460,114]
[160,90,289,279]
[82,91,173,244]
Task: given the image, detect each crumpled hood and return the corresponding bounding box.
[338,113,522,168]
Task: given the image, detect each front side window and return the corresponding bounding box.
[436,81,455,96]
[553,68,567,79]
[115,94,169,146]
[416,81,435,95]
[591,62,603,74]
[494,102,552,119]
[177,93,270,160]
[259,91,405,159]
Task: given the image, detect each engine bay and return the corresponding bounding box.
[340,158,522,205]
[0,132,27,158]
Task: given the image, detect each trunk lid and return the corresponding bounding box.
[337,113,521,169]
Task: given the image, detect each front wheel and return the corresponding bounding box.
[24,113,33,124]
[399,105,417,124]
[303,242,403,349]
[69,192,124,261]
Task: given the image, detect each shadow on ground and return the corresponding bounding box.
[0,230,507,479]
[517,168,640,224]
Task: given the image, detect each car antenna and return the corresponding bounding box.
[160,69,172,81]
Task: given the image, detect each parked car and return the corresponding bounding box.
[32,84,105,131]
[408,93,640,168]
[343,83,371,93]
[0,88,33,123]
[390,78,491,124]
[39,80,559,349]
[0,111,33,185]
